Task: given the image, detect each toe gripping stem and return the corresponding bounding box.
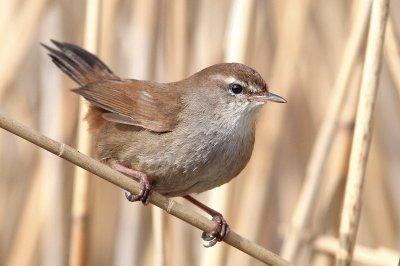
[110,161,152,205]
[184,195,230,247]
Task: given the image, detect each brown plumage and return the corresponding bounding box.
[73,80,181,132]
[42,39,287,196]
[43,40,286,246]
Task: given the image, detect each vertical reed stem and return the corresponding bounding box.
[280,0,372,261]
[336,0,389,265]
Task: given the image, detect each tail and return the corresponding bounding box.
[42,40,120,86]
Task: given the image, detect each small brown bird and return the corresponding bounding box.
[43,40,286,247]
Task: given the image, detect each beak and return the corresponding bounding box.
[250,92,287,103]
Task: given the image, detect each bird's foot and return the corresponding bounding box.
[201,213,230,247]
[183,195,230,247]
[110,161,152,205]
[124,175,152,205]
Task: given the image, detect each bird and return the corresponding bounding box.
[42,40,286,247]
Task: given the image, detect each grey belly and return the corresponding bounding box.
[139,142,249,197]
[95,121,253,197]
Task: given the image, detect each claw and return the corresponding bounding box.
[124,177,152,205]
[183,195,230,247]
[203,238,218,248]
[202,213,230,247]
[110,161,152,205]
[201,231,216,242]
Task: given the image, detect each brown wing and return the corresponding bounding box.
[73,80,181,132]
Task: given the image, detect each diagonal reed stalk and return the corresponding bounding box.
[0,113,291,266]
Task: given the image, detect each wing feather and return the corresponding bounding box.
[73,80,180,132]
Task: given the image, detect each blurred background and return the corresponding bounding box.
[0,0,399,265]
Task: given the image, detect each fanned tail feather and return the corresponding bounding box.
[42,40,119,86]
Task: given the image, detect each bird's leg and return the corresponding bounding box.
[183,195,230,247]
[110,161,152,205]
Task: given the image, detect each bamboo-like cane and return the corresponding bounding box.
[336,0,390,265]
[68,1,101,265]
[0,113,290,266]
[280,0,372,261]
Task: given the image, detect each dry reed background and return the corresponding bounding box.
[0,0,399,265]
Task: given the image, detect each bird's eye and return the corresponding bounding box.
[229,83,243,94]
